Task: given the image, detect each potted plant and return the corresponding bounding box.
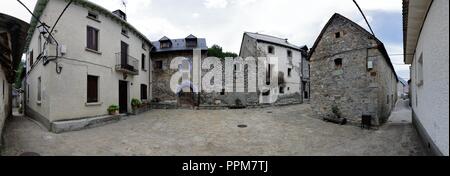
[131,98,141,110]
[107,104,119,115]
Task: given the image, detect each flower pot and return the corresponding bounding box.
[109,110,119,115]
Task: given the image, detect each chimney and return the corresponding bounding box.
[112,10,127,21]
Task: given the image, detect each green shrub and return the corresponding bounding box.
[107,104,119,113]
[131,98,141,108]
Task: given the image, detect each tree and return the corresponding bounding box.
[207,44,238,59]
[14,62,25,89]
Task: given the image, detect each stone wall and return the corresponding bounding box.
[310,14,397,126]
[151,51,207,107]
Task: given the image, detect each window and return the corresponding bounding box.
[186,39,197,47]
[416,53,424,86]
[87,12,98,20]
[266,64,272,85]
[386,95,389,104]
[287,50,292,57]
[141,54,146,70]
[142,43,146,50]
[29,50,33,67]
[86,26,99,51]
[334,58,342,68]
[220,89,225,95]
[268,46,275,54]
[160,41,171,48]
[2,80,4,99]
[121,28,128,36]
[154,60,163,70]
[288,68,292,77]
[87,75,99,103]
[37,77,41,102]
[141,84,148,100]
[335,32,341,38]
[279,86,285,94]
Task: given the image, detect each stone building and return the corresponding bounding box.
[23,0,152,132]
[403,0,448,156]
[301,52,311,102]
[0,13,29,147]
[309,13,398,126]
[238,32,308,106]
[150,35,208,108]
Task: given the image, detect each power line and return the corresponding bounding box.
[50,0,73,34]
[353,0,376,37]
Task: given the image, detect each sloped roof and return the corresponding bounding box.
[0,13,29,72]
[151,37,208,53]
[185,34,197,39]
[245,32,306,52]
[159,36,171,41]
[23,0,152,52]
[308,13,398,81]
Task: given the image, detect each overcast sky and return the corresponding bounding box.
[1,0,410,80]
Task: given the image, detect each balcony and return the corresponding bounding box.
[115,52,139,75]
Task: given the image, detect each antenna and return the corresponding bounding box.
[121,0,127,14]
[353,0,376,37]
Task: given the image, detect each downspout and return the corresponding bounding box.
[148,44,155,102]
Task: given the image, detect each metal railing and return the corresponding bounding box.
[115,52,139,75]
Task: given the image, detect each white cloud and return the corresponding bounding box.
[1,0,407,78]
[204,0,228,9]
[192,13,200,19]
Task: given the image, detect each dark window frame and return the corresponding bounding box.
[86,26,99,51]
[141,84,148,100]
[287,50,292,57]
[268,46,275,54]
[334,58,343,68]
[37,77,41,102]
[279,86,285,94]
[29,50,34,67]
[121,28,129,37]
[287,68,292,77]
[160,41,171,48]
[154,60,163,70]
[141,54,146,71]
[87,75,99,103]
[87,12,98,20]
[335,32,341,38]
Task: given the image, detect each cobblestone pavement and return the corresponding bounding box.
[1,101,426,156]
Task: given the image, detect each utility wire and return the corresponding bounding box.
[17,0,58,46]
[50,0,73,34]
[353,0,376,37]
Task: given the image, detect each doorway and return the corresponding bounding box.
[121,41,128,67]
[119,80,128,113]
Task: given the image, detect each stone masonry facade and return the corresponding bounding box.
[309,14,398,126]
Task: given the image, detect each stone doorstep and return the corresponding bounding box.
[51,114,126,133]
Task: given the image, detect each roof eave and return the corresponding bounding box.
[403,0,433,64]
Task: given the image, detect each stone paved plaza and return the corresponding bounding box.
[1,100,425,156]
